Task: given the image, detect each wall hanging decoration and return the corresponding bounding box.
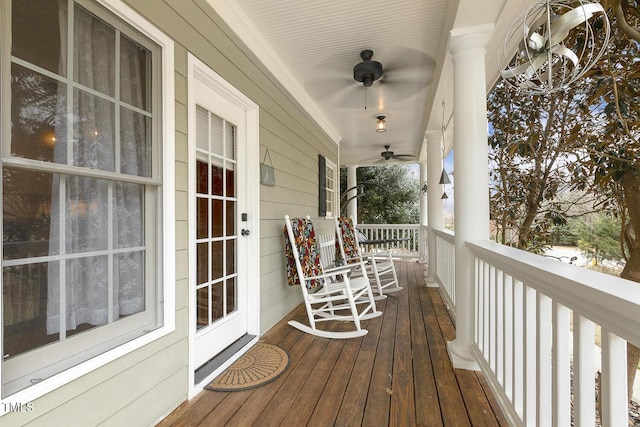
[260,149,275,186]
[498,0,609,95]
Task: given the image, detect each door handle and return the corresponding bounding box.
[241,229,250,236]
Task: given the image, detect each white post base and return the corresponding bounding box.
[447,340,480,371]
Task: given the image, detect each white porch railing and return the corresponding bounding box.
[356,223,420,258]
[432,228,455,313]
[432,238,640,426]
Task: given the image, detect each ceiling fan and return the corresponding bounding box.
[380,145,415,161]
[306,48,434,108]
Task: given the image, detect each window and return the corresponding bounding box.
[1,0,173,398]
[318,155,337,218]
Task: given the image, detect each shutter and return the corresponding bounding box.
[318,154,326,217]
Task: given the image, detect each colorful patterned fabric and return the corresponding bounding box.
[336,216,361,264]
[283,217,324,289]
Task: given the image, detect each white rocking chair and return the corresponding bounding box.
[334,216,402,297]
[284,215,381,339]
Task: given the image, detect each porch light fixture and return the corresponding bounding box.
[498,0,610,95]
[375,114,387,133]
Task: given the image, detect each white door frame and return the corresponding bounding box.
[187,53,260,398]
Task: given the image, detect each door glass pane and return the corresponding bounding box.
[196,160,208,194]
[196,243,208,285]
[211,199,223,238]
[211,164,223,197]
[211,282,224,322]
[226,240,235,275]
[196,198,208,239]
[211,241,223,280]
[196,287,208,329]
[226,201,235,236]
[225,122,235,160]
[196,107,209,151]
[226,278,236,314]
[210,115,223,156]
[226,166,235,198]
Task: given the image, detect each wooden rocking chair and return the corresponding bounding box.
[284,215,381,339]
[334,216,402,297]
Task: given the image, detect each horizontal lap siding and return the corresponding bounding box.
[9,0,337,425]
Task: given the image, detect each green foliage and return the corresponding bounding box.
[575,212,624,266]
[340,165,419,224]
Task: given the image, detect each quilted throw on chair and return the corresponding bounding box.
[283,217,324,289]
[336,217,361,263]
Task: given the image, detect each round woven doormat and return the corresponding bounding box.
[205,343,290,392]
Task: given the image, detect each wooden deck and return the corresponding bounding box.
[159,261,508,427]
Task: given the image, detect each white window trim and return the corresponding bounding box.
[0,0,175,408]
[324,157,337,219]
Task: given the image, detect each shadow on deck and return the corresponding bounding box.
[159,261,508,426]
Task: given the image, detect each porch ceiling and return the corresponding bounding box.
[226,0,527,165]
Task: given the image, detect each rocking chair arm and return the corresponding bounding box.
[305,267,353,281]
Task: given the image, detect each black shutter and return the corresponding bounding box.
[318,154,326,217]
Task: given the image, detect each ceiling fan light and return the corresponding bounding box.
[376,114,387,133]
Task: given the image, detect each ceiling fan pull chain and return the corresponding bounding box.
[364,85,367,110]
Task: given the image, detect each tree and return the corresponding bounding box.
[576,212,624,266]
[340,165,419,224]
[489,1,640,400]
[487,79,597,252]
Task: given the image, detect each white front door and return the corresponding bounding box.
[188,57,260,381]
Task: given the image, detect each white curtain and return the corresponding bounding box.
[47,4,146,334]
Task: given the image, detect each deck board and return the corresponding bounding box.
[158,261,508,427]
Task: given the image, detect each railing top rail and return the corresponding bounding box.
[432,227,454,241]
[467,239,640,348]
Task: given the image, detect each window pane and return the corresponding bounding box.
[10,64,65,162]
[116,251,144,316]
[120,108,150,177]
[12,0,66,76]
[120,34,151,111]
[65,177,109,253]
[3,262,56,358]
[73,89,116,171]
[3,168,54,260]
[114,182,144,248]
[74,4,116,97]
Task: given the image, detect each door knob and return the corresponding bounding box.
[241,229,250,236]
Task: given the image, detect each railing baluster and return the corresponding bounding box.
[513,279,524,421]
[503,274,513,402]
[537,294,552,425]
[553,302,571,427]
[524,285,537,426]
[573,313,596,427]
[601,328,628,426]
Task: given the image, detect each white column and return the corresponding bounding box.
[346,165,358,223]
[426,130,443,286]
[419,160,429,262]
[447,24,493,370]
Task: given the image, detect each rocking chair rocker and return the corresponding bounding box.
[284,215,381,339]
[334,216,402,297]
